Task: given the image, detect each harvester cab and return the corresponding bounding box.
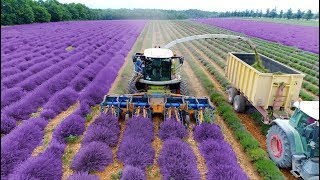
[129,47,186,95]
[267,101,319,179]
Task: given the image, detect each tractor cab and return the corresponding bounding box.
[130,48,186,94]
[267,101,319,179]
[133,48,184,81]
[289,101,319,158]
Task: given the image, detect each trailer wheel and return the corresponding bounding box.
[233,95,246,113]
[180,80,188,95]
[227,88,238,104]
[267,125,292,168]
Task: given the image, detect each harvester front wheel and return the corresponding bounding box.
[267,125,292,168]
[233,95,246,113]
[180,80,188,95]
[227,88,238,104]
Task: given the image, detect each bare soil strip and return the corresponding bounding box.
[62,106,101,180]
[32,103,79,157]
[95,118,126,180]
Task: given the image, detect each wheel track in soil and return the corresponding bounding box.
[170,20,296,179]
[164,20,262,179]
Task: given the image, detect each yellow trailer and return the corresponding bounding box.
[225,52,305,124]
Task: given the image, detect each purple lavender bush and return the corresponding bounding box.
[193,122,224,143]
[1,87,25,108]
[68,172,99,180]
[82,122,120,147]
[92,113,119,127]
[117,137,155,169]
[1,114,16,134]
[1,120,44,178]
[39,109,56,120]
[8,141,64,180]
[70,141,113,172]
[157,138,201,180]
[43,87,78,115]
[52,114,85,144]
[123,117,154,142]
[158,118,188,141]
[74,101,91,117]
[121,165,146,180]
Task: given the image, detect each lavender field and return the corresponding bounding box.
[1,20,146,179]
[194,18,319,53]
[2,18,316,179]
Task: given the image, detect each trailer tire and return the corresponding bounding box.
[180,80,188,95]
[233,95,246,113]
[227,88,238,104]
[267,125,292,168]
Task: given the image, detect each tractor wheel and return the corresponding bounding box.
[266,125,292,168]
[233,95,246,113]
[180,80,188,95]
[128,74,138,94]
[227,88,238,104]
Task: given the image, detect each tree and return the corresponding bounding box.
[295,9,304,19]
[303,9,313,20]
[278,10,284,18]
[44,0,64,22]
[27,0,51,22]
[265,8,270,17]
[1,0,35,25]
[314,12,319,19]
[270,8,277,18]
[32,5,51,22]
[285,8,293,19]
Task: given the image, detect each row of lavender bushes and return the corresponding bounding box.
[116,117,155,179]
[68,112,120,179]
[1,103,90,179]
[193,122,248,179]
[157,118,201,179]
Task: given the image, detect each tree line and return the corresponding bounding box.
[1,0,319,26]
[1,0,95,25]
[218,8,319,20]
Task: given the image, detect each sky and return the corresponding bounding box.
[57,0,319,12]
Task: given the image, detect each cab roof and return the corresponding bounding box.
[144,48,173,58]
[293,101,319,120]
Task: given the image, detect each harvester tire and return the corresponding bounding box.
[180,80,188,95]
[233,95,246,113]
[128,74,138,94]
[227,88,238,104]
[267,125,292,168]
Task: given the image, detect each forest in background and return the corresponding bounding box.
[1,0,319,25]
